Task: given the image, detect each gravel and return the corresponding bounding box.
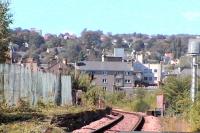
[142,115,161,132]
[105,112,140,133]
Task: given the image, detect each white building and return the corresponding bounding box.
[133,53,162,85]
[114,48,125,58]
[133,62,162,85]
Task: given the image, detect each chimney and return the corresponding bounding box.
[102,55,105,62]
[136,53,144,63]
[102,49,106,62]
[63,58,67,65]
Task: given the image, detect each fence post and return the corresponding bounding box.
[55,67,62,106]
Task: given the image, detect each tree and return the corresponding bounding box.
[81,29,102,48]
[133,40,144,51]
[162,76,191,114]
[28,32,44,48]
[78,51,87,61]
[0,2,12,63]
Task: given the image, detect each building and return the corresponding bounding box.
[133,61,162,86]
[75,61,135,92]
[102,55,122,62]
[114,48,125,58]
[133,53,163,86]
[22,57,38,72]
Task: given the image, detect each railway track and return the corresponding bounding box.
[73,109,144,133]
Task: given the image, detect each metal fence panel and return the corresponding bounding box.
[0,64,72,106]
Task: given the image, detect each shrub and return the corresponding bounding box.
[82,86,105,109]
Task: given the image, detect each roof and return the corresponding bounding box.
[179,68,200,77]
[76,61,133,71]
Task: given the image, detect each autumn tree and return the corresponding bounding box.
[81,29,102,48]
[0,1,12,63]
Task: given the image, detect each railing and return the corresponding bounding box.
[115,74,123,79]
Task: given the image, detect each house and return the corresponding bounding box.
[39,58,72,75]
[133,53,163,86]
[22,57,38,72]
[170,68,200,78]
[75,61,135,92]
[102,55,122,62]
[133,61,162,85]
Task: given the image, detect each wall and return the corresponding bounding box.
[89,71,134,91]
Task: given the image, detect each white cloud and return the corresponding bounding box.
[182,11,200,21]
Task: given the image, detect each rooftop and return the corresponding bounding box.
[76,61,133,71]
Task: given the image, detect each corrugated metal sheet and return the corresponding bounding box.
[0,64,72,106]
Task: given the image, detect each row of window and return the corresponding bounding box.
[144,77,157,81]
[143,69,157,73]
[91,69,157,75]
[102,71,132,75]
[102,79,132,83]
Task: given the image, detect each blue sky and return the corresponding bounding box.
[10,0,200,35]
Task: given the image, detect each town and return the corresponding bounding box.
[0,0,200,132]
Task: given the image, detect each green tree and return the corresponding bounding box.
[133,40,144,51]
[81,29,102,48]
[28,32,44,48]
[0,2,12,63]
[162,76,191,114]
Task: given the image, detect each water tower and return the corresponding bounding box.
[188,38,200,102]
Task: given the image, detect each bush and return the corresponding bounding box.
[103,88,155,112]
[82,86,105,109]
[105,91,126,105]
[132,99,150,112]
[187,102,200,131]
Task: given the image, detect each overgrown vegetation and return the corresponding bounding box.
[0,1,12,63]
[104,89,157,112]
[0,98,92,132]
[73,73,157,112]
[161,76,200,131]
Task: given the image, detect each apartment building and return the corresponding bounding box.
[75,61,135,92]
[133,53,162,85]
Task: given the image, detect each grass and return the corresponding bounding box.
[0,105,92,133]
[104,89,157,113]
[160,116,191,132]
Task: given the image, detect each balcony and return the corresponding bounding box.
[115,82,123,87]
[115,74,123,79]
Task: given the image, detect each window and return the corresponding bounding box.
[90,71,95,74]
[102,71,107,75]
[154,69,157,73]
[116,72,121,75]
[102,79,107,83]
[116,79,120,83]
[125,71,131,75]
[149,77,152,81]
[144,69,148,73]
[154,77,157,80]
[125,79,131,83]
[149,69,152,73]
[144,77,148,80]
[103,86,107,91]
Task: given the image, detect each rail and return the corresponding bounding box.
[112,109,144,131]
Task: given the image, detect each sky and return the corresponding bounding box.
[9,0,200,36]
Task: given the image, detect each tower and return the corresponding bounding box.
[188,38,200,102]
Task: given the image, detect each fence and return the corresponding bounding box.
[0,64,72,106]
